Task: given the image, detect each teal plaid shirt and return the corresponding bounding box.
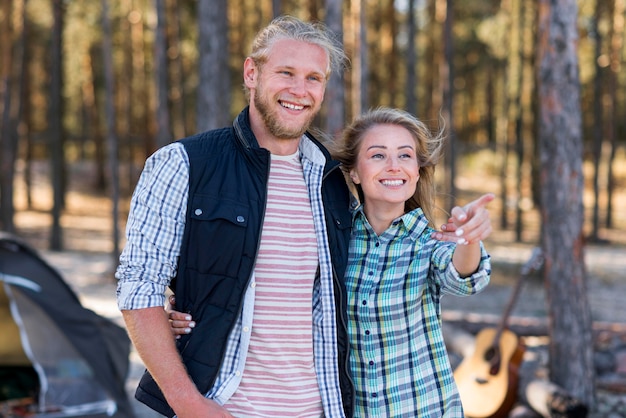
[346,207,491,417]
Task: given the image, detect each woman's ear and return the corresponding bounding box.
[349,169,360,184]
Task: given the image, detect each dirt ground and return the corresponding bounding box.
[8,158,626,417]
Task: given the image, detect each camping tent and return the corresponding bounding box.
[0,232,135,417]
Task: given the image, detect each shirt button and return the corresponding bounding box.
[194,208,203,216]
[236,215,245,223]
[251,282,256,288]
[235,371,241,376]
[365,330,370,335]
[369,360,374,366]
[368,271,373,276]
[362,300,367,305]
[371,393,378,398]
[375,242,379,247]
[243,326,250,332]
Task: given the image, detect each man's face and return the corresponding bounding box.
[245,38,329,141]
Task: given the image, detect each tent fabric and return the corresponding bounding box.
[0,285,30,366]
[0,233,135,418]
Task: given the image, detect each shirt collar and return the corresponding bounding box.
[353,206,430,241]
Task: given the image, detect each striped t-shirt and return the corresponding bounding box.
[223,151,322,417]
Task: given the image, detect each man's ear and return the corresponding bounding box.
[243,57,257,88]
[349,169,360,185]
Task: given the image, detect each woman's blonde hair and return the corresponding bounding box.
[332,107,445,226]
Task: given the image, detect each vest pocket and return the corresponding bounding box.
[187,194,250,276]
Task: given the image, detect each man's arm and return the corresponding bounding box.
[122,307,234,418]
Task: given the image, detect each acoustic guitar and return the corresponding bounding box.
[453,248,544,418]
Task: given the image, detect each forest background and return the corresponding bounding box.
[1,0,625,413]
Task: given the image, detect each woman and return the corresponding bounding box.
[332,107,492,416]
[169,108,493,417]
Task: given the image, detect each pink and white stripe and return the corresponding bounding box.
[224,152,323,417]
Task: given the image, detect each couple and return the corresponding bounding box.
[116,15,492,418]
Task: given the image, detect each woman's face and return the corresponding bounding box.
[350,124,420,218]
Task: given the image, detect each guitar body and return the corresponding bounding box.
[453,328,525,418]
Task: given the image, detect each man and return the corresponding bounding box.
[116,16,354,418]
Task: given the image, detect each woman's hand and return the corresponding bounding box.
[166,295,195,339]
[431,193,494,276]
[431,193,494,245]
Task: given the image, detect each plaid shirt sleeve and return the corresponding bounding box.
[431,239,491,296]
[116,143,189,310]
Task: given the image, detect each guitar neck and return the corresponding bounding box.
[491,247,544,346]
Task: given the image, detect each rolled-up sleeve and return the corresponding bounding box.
[432,241,491,296]
[116,143,189,310]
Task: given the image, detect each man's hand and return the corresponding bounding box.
[122,307,232,417]
[172,396,235,418]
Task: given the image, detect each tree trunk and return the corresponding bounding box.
[349,0,367,119]
[119,0,135,195]
[323,0,345,137]
[272,0,282,18]
[536,0,595,407]
[154,0,171,147]
[386,0,398,107]
[513,0,524,242]
[425,0,439,124]
[21,5,33,210]
[101,0,121,262]
[589,0,604,242]
[0,0,24,234]
[441,0,456,209]
[167,0,187,140]
[405,0,417,115]
[0,0,10,231]
[496,0,510,230]
[358,1,367,114]
[83,48,105,191]
[605,0,625,229]
[129,0,152,161]
[197,0,230,132]
[49,0,65,251]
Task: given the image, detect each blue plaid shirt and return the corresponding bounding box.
[346,207,491,417]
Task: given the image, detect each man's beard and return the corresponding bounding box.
[254,88,315,140]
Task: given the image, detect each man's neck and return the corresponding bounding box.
[257,135,301,156]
